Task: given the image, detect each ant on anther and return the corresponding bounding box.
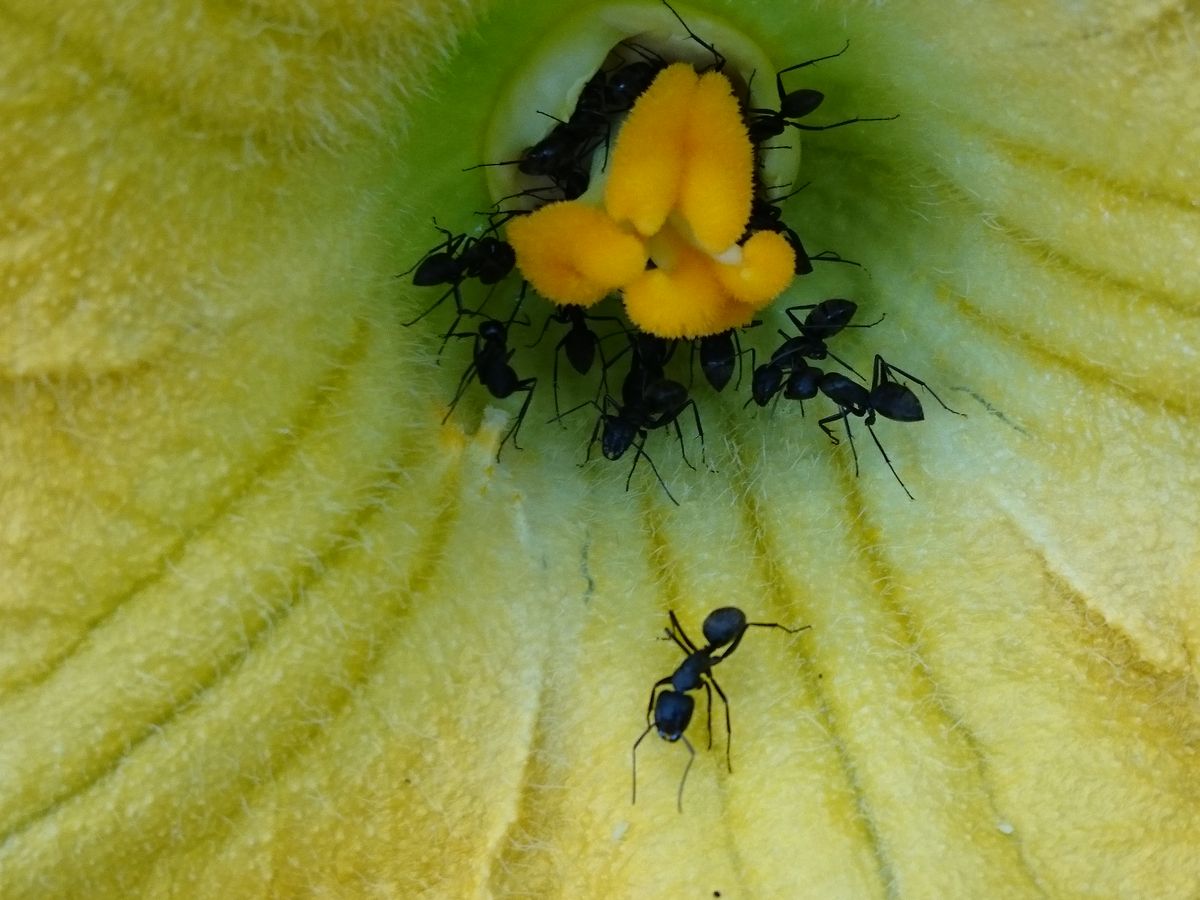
[632,606,809,811]
[746,43,899,144]
[443,284,538,459]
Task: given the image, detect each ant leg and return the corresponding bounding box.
[783,303,820,333]
[774,41,851,92]
[501,280,529,329]
[547,398,601,427]
[583,409,604,463]
[817,408,848,445]
[676,734,696,813]
[497,379,537,458]
[670,418,696,471]
[702,679,714,750]
[788,113,900,132]
[551,334,569,422]
[524,310,559,350]
[682,398,706,466]
[629,435,680,506]
[843,415,861,476]
[748,621,812,636]
[709,625,748,663]
[631,721,654,805]
[865,421,915,501]
[592,333,620,402]
[874,355,965,416]
[825,348,865,380]
[810,250,866,272]
[396,223,462,278]
[442,357,480,425]
[661,0,725,71]
[707,672,733,773]
[667,611,700,653]
[626,437,645,489]
[402,282,460,328]
[646,677,673,724]
[437,304,484,359]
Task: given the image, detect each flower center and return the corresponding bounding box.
[491,5,801,338]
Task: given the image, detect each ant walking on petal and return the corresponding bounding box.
[632,607,810,811]
[746,43,898,144]
[816,353,965,500]
[442,283,538,459]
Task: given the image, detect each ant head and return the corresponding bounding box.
[479,320,507,342]
[653,690,694,741]
[750,363,782,407]
[701,607,747,649]
[600,415,637,461]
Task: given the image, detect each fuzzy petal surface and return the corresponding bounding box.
[2,0,1199,897]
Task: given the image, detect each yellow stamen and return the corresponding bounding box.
[678,70,754,255]
[603,63,698,238]
[509,60,798,337]
[506,202,648,306]
[714,231,796,307]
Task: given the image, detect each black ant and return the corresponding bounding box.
[528,304,627,419]
[747,300,880,407]
[632,607,809,812]
[467,2,723,202]
[692,328,754,393]
[593,376,703,505]
[400,220,516,326]
[443,288,537,459]
[555,336,700,505]
[746,43,898,144]
[604,43,667,112]
[747,188,863,276]
[467,79,608,201]
[815,354,964,500]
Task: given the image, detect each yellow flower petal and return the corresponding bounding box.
[604,62,698,238]
[3,0,1200,896]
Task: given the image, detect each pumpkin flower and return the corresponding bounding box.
[507,62,795,338]
[2,0,1199,897]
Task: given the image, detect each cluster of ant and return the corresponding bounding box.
[400,2,962,504]
[633,606,808,811]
